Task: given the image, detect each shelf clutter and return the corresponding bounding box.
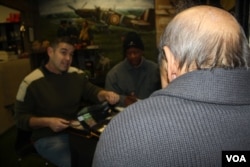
[0,22,23,54]
[0,51,19,62]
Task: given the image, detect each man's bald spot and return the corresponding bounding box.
[175,5,240,35]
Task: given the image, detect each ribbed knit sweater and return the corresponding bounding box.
[93,68,250,167]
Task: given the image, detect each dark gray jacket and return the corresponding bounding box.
[93,68,250,167]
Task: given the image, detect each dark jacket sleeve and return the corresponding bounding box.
[81,76,103,104]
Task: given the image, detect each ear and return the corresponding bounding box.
[160,59,169,88]
[163,46,179,82]
[47,46,53,58]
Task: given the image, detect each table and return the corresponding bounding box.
[68,105,124,167]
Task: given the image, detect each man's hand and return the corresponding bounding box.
[124,92,137,107]
[48,118,70,132]
[98,90,120,105]
[29,117,70,132]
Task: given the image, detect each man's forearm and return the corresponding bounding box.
[29,116,51,129]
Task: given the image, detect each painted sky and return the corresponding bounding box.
[39,0,155,15]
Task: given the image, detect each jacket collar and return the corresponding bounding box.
[152,68,250,105]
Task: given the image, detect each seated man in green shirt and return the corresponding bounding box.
[14,36,119,167]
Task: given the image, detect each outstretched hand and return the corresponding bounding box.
[104,91,120,105]
[98,90,120,105]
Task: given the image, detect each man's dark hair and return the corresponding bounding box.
[50,36,75,49]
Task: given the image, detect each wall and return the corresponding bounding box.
[0,0,248,57]
[154,0,174,45]
[35,0,159,65]
[0,5,20,23]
